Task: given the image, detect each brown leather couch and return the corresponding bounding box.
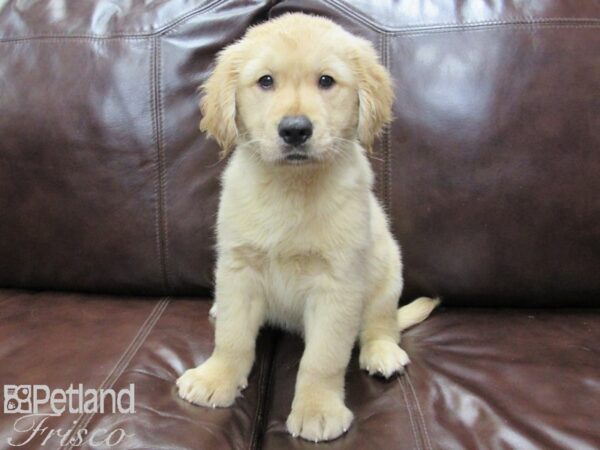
[1,1,599,449]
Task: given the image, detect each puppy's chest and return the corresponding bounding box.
[232,191,366,253]
[231,244,329,330]
[231,244,330,280]
[242,197,328,246]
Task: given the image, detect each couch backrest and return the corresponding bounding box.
[1,0,598,306]
[0,0,271,295]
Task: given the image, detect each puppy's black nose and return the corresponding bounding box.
[278,115,313,146]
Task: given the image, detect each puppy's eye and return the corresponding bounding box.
[318,75,335,89]
[258,75,274,89]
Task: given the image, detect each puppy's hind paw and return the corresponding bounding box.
[359,340,410,378]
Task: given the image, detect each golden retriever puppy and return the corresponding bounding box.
[177,13,438,442]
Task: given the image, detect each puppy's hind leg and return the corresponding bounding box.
[360,266,439,378]
[359,266,409,378]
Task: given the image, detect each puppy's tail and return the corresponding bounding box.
[397,297,440,331]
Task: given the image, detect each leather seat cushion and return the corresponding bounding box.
[0,290,273,449]
[261,308,600,450]
[1,291,598,449]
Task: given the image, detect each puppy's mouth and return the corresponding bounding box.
[281,152,313,165]
[286,153,309,161]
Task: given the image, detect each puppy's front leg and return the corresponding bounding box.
[177,264,265,407]
[287,285,362,442]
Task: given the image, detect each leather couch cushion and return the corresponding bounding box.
[0,0,272,296]
[2,290,597,449]
[261,308,600,450]
[0,290,274,449]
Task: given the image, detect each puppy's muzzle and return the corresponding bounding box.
[278,115,313,147]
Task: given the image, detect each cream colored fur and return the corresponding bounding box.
[177,14,438,443]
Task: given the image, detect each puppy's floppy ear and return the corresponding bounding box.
[353,40,394,153]
[199,43,243,158]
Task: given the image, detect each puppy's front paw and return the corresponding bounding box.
[286,396,353,442]
[176,358,247,408]
[359,339,410,378]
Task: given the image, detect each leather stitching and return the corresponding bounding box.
[388,22,600,37]
[162,0,226,36]
[151,37,171,292]
[399,376,422,450]
[63,297,170,450]
[373,32,392,211]
[150,38,162,293]
[3,21,599,45]
[322,0,600,34]
[162,0,228,36]
[380,33,387,204]
[406,373,433,450]
[156,37,171,291]
[0,0,226,42]
[383,33,392,211]
[372,33,384,201]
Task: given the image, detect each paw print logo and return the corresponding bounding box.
[6,399,17,411]
[16,386,29,400]
[4,385,32,414]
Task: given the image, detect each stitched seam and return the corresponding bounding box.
[161,0,225,35]
[0,38,146,50]
[249,330,277,450]
[0,0,226,42]
[2,17,599,45]
[3,22,599,45]
[156,37,171,291]
[387,22,600,37]
[150,37,171,292]
[406,373,433,450]
[373,33,384,201]
[162,0,227,36]
[322,0,600,33]
[63,298,170,449]
[150,38,161,292]
[383,33,392,212]
[399,376,422,450]
[0,34,149,43]
[380,33,387,204]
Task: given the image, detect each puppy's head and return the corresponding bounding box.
[200,13,393,165]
